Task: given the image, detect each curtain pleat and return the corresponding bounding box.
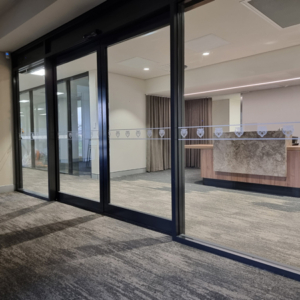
[146,95,171,172]
[146,96,212,171]
[185,98,212,169]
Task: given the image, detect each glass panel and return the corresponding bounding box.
[57,53,99,201]
[19,66,48,197]
[183,1,300,270]
[108,26,171,219]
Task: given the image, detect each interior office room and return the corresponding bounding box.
[1,0,300,299]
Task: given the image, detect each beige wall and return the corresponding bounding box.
[0,53,14,193]
[242,85,300,136]
[212,93,241,132]
[109,73,147,174]
[212,99,229,132]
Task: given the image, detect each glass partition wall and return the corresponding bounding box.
[18,66,49,197]
[56,53,100,202]
[106,25,172,223]
[181,1,300,270]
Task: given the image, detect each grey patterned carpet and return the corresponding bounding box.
[0,192,299,300]
[23,168,300,269]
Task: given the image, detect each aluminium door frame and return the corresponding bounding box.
[48,41,103,213]
[172,0,300,282]
[98,9,173,235]
[13,62,50,201]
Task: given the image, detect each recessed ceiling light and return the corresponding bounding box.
[144,68,150,71]
[20,100,29,103]
[38,108,44,110]
[40,113,46,116]
[57,92,64,95]
[203,52,210,56]
[30,68,45,76]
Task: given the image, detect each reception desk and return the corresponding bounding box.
[185,143,300,196]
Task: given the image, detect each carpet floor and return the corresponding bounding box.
[0,192,299,300]
[22,167,300,270]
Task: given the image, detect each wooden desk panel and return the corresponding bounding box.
[200,148,300,188]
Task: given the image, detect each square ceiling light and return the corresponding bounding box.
[241,0,300,29]
[185,34,229,53]
[118,57,159,70]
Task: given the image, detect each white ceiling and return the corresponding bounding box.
[108,0,300,80]
[18,0,300,100]
[0,0,106,52]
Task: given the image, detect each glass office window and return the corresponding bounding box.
[182,1,300,270]
[107,26,172,219]
[19,66,48,197]
[57,53,100,201]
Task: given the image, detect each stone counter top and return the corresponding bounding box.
[213,131,289,177]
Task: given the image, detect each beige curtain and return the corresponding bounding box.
[146,95,171,172]
[146,96,212,171]
[185,98,212,168]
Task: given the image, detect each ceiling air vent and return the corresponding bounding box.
[240,0,300,29]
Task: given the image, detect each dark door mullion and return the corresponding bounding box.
[45,58,59,200]
[13,71,23,189]
[98,44,109,213]
[171,1,185,237]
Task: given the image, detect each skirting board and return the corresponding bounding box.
[203,178,300,197]
[0,184,15,194]
[110,168,146,179]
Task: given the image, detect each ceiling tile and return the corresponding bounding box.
[185,34,229,53]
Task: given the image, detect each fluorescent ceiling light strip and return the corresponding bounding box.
[184,77,300,96]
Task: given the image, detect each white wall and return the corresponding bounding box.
[212,99,229,132]
[0,53,14,193]
[211,93,241,132]
[229,94,241,129]
[243,85,300,136]
[109,73,147,173]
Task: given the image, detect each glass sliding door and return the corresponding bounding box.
[56,53,100,203]
[182,0,300,270]
[18,65,49,197]
[105,24,172,227]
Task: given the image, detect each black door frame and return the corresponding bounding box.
[14,62,50,200]
[98,9,172,235]
[48,41,102,213]
[48,13,174,234]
